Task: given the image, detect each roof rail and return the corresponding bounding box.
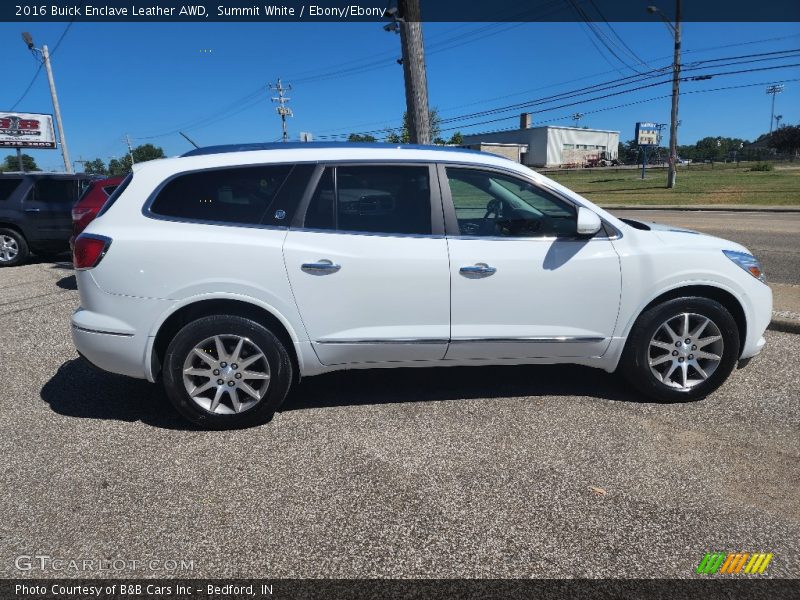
[180,141,488,158]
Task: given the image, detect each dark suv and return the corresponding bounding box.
[0,172,95,267]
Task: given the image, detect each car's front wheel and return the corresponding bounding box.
[620,297,740,402]
[163,315,293,429]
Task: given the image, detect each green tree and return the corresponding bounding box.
[347,133,377,142]
[618,140,640,165]
[1,153,39,172]
[108,158,126,176]
[693,136,747,162]
[83,158,108,175]
[386,109,442,143]
[448,131,463,145]
[108,144,166,175]
[769,124,800,156]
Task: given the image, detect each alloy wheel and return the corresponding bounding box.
[182,334,271,415]
[0,235,19,263]
[648,312,724,391]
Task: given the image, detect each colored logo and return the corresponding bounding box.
[696,552,773,575]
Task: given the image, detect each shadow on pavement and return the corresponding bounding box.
[41,358,195,430]
[42,358,659,429]
[56,275,77,290]
[282,363,648,412]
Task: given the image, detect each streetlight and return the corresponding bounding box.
[766,84,784,133]
[648,2,681,189]
[20,32,72,173]
[571,112,584,127]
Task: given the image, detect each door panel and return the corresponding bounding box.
[23,177,80,242]
[283,163,449,366]
[446,237,621,359]
[441,165,621,360]
[283,231,450,364]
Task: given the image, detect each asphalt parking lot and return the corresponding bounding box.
[1,258,798,579]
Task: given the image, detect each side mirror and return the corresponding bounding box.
[576,207,602,237]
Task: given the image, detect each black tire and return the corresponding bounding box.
[0,228,29,267]
[163,315,293,429]
[619,297,740,402]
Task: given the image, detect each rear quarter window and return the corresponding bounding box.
[0,178,23,201]
[96,174,132,218]
[148,164,311,226]
[33,178,79,203]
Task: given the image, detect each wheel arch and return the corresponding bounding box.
[150,298,301,382]
[633,284,747,352]
[0,222,28,239]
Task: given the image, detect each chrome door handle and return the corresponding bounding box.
[301,259,341,274]
[24,208,41,212]
[459,263,497,277]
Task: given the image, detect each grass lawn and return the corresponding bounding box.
[540,163,800,206]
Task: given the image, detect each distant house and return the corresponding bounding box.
[463,113,620,168]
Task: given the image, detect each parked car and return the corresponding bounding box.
[0,172,95,267]
[70,175,125,249]
[71,143,772,429]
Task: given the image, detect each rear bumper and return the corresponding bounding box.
[71,317,149,379]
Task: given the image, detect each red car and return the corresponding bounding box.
[70,175,125,249]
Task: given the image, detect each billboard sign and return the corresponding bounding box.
[635,122,659,147]
[0,112,57,149]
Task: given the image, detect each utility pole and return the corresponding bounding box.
[648,2,681,189]
[268,79,293,142]
[387,0,430,144]
[22,33,72,173]
[124,134,135,166]
[766,84,784,133]
[16,149,24,172]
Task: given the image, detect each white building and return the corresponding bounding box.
[463,114,620,168]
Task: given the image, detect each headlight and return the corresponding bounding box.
[723,250,766,283]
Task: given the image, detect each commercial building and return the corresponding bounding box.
[463,113,620,168]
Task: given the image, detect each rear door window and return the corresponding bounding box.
[303,165,433,235]
[149,164,311,226]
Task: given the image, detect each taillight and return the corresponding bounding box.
[73,234,112,270]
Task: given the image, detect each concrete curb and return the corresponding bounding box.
[768,318,800,335]
[599,205,800,213]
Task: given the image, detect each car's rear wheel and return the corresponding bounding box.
[163,315,293,429]
[0,228,29,267]
[620,297,740,402]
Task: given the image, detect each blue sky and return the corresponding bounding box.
[2,20,799,171]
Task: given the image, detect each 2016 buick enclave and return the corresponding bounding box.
[71,143,772,429]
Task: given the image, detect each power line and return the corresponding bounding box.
[442,77,800,135]
[314,38,800,138]
[434,63,800,131]
[324,60,800,139]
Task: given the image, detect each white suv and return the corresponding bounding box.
[71,143,772,429]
